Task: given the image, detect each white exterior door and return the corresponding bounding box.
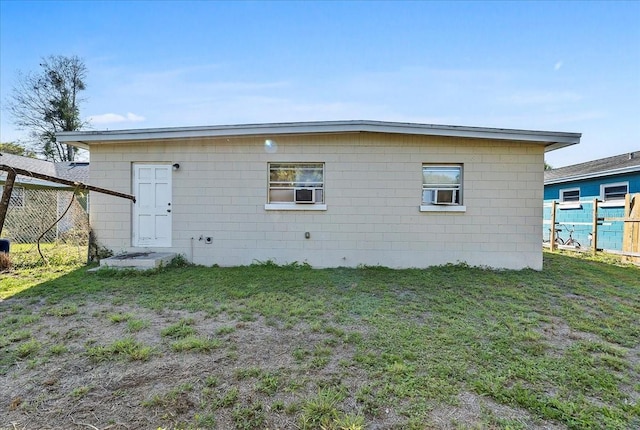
[133,164,172,247]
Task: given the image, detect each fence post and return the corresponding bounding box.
[550,200,557,251]
[0,170,17,236]
[592,198,599,256]
[622,194,631,256]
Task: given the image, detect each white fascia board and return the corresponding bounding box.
[57,120,581,150]
[544,165,640,185]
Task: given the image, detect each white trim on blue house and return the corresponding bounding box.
[545,165,640,185]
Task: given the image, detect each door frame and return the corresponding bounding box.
[132,163,172,247]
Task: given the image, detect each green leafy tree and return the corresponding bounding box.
[0,142,36,157]
[6,55,88,161]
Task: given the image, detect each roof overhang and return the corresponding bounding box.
[57,120,581,152]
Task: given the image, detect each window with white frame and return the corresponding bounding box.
[601,182,628,202]
[422,164,462,206]
[560,188,580,203]
[1,186,25,208]
[268,163,324,205]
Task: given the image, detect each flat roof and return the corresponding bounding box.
[57,120,581,151]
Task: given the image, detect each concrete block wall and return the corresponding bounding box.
[546,203,594,247]
[597,206,625,250]
[544,202,625,251]
[89,133,545,269]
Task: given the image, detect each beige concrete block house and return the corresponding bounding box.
[58,120,580,270]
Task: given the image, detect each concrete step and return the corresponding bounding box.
[98,252,176,270]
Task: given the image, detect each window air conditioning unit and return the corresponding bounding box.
[432,189,457,205]
[294,188,316,203]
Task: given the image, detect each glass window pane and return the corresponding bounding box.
[422,189,434,203]
[604,185,627,199]
[295,167,323,184]
[270,167,295,183]
[423,167,461,185]
[269,189,294,202]
[561,189,580,202]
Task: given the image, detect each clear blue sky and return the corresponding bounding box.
[1,0,638,167]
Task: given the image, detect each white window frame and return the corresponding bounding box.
[560,187,580,202]
[1,186,25,208]
[420,164,466,212]
[265,162,327,211]
[599,182,628,207]
[559,187,582,209]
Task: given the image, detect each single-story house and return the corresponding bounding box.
[57,120,581,270]
[0,153,89,243]
[544,151,640,251]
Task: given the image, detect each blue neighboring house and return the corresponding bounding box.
[543,151,640,251]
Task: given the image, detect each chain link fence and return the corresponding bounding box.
[2,188,89,267]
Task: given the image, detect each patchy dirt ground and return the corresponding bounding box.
[2,296,568,430]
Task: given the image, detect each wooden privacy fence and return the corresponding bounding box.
[621,193,640,263]
[547,193,640,263]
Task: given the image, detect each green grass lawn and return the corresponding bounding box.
[0,251,638,429]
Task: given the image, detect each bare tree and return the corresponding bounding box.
[6,55,88,161]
